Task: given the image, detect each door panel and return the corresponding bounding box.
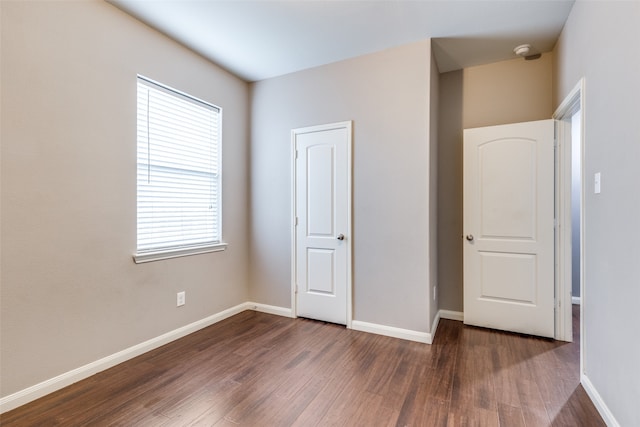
[479,252,536,303]
[464,120,555,338]
[307,145,335,236]
[294,122,351,325]
[479,139,536,238]
[306,248,335,295]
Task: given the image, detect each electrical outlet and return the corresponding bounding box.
[177,291,186,307]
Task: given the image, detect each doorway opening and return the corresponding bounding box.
[553,78,585,376]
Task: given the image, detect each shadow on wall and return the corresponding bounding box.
[437,70,464,313]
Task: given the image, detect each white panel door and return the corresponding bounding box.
[464,120,555,338]
[293,122,351,325]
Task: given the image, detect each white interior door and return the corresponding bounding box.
[463,120,555,338]
[293,122,351,325]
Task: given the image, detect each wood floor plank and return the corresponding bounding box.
[450,341,498,413]
[490,335,526,408]
[395,369,451,427]
[348,392,399,427]
[549,385,607,427]
[158,379,242,426]
[516,378,553,427]
[498,402,526,427]
[447,406,500,427]
[1,307,605,427]
[289,365,358,427]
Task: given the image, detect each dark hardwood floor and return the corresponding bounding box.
[1,305,604,426]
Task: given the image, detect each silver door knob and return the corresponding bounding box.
[337,234,345,241]
[466,235,474,242]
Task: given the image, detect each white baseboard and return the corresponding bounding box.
[439,309,464,322]
[351,320,432,344]
[247,302,294,318]
[581,373,620,427]
[14,299,613,425]
[3,302,452,413]
[572,296,582,305]
[0,302,256,414]
[431,311,441,340]
[349,310,465,345]
[254,303,434,344]
[0,301,296,414]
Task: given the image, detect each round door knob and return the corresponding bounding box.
[466,234,474,242]
[337,234,345,241]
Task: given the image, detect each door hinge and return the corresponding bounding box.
[295,216,298,226]
[295,284,298,294]
[295,149,299,159]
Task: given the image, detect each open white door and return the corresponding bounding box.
[292,122,352,325]
[463,120,555,338]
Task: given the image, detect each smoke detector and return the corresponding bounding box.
[513,44,531,57]
[513,44,542,60]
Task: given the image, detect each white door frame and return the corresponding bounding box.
[290,121,353,328]
[553,79,585,348]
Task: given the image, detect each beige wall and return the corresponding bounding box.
[463,54,553,129]
[437,55,553,312]
[554,2,640,425]
[0,0,250,397]
[250,40,435,333]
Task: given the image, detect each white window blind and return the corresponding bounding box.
[136,76,221,254]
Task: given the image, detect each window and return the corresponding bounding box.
[134,76,224,263]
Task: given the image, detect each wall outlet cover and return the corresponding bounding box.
[177,291,186,307]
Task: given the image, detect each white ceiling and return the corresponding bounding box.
[109,0,575,82]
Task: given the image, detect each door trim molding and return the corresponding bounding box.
[290,121,353,328]
[553,78,585,348]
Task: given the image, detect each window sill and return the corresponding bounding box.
[133,243,227,264]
